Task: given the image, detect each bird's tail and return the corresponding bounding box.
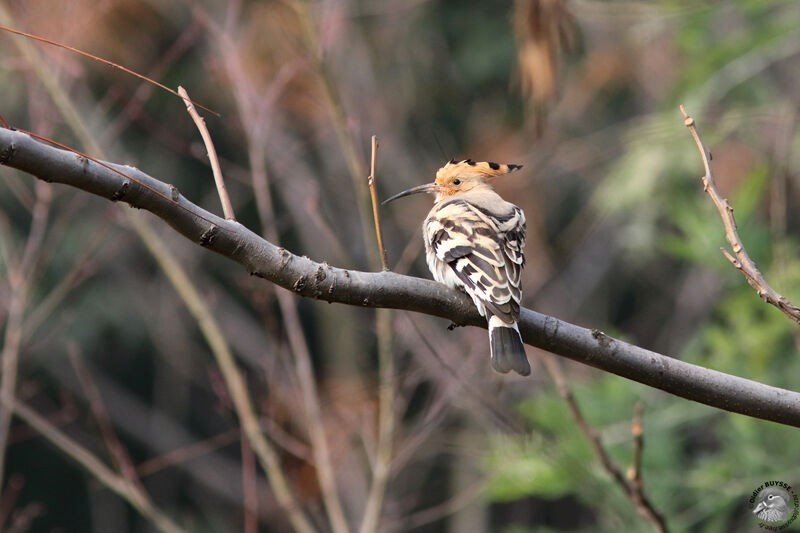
[488,316,531,376]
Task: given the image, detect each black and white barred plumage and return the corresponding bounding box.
[384,159,530,376]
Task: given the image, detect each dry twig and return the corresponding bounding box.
[680,105,800,324]
[68,345,140,484]
[196,16,349,531]
[179,85,235,221]
[2,17,313,533]
[541,355,668,533]
[0,182,51,489]
[367,136,389,271]
[2,128,800,429]
[360,136,396,533]
[628,401,645,492]
[4,398,186,533]
[0,23,216,116]
[241,436,258,533]
[135,428,240,477]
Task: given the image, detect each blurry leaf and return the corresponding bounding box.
[485,434,577,501]
[729,164,768,220]
[513,0,577,132]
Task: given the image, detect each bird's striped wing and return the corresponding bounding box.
[426,199,525,323]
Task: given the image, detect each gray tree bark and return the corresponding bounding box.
[2,127,799,427]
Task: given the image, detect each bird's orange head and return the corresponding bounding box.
[382,159,523,204]
[433,159,523,198]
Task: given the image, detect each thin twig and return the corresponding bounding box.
[101,22,203,145]
[680,105,800,324]
[0,182,51,490]
[540,354,668,533]
[6,395,78,446]
[179,86,235,221]
[360,138,396,533]
[135,428,240,477]
[367,136,388,271]
[0,23,217,116]
[131,216,316,533]
[291,0,377,267]
[628,401,645,492]
[68,344,140,485]
[4,128,800,427]
[5,26,312,531]
[198,16,349,531]
[386,477,490,532]
[0,474,25,530]
[241,433,258,533]
[5,397,187,533]
[5,502,44,533]
[22,225,116,342]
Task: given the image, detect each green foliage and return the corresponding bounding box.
[483,2,800,531]
[3,0,800,531]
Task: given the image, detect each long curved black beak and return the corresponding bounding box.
[382,183,437,205]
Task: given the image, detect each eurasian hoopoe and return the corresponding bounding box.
[384,159,530,376]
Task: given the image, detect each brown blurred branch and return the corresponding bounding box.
[132,218,316,533]
[3,127,800,429]
[680,105,800,324]
[541,355,667,533]
[628,402,645,492]
[241,435,258,533]
[201,15,349,531]
[0,181,51,489]
[68,344,140,484]
[135,428,240,478]
[1,19,315,532]
[4,397,186,533]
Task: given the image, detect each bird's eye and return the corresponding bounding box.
[453,179,461,185]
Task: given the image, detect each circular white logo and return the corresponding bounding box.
[749,481,799,530]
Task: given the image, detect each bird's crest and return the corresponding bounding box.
[436,159,522,184]
[382,158,524,204]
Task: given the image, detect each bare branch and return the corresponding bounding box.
[68,344,140,484]
[360,136,395,533]
[135,429,240,477]
[0,24,217,116]
[241,436,258,533]
[367,135,389,271]
[541,356,667,532]
[5,397,187,533]
[0,181,51,489]
[625,401,664,532]
[2,128,800,427]
[680,105,800,323]
[179,85,235,221]
[628,401,645,491]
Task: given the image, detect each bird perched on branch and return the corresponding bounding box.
[383,159,530,376]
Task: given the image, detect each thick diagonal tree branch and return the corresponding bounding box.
[2,127,800,427]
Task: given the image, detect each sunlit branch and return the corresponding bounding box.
[2,127,800,428]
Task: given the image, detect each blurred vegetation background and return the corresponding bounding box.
[1,0,799,532]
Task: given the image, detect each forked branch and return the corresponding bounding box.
[680,105,800,324]
[2,127,800,427]
[542,356,668,533]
